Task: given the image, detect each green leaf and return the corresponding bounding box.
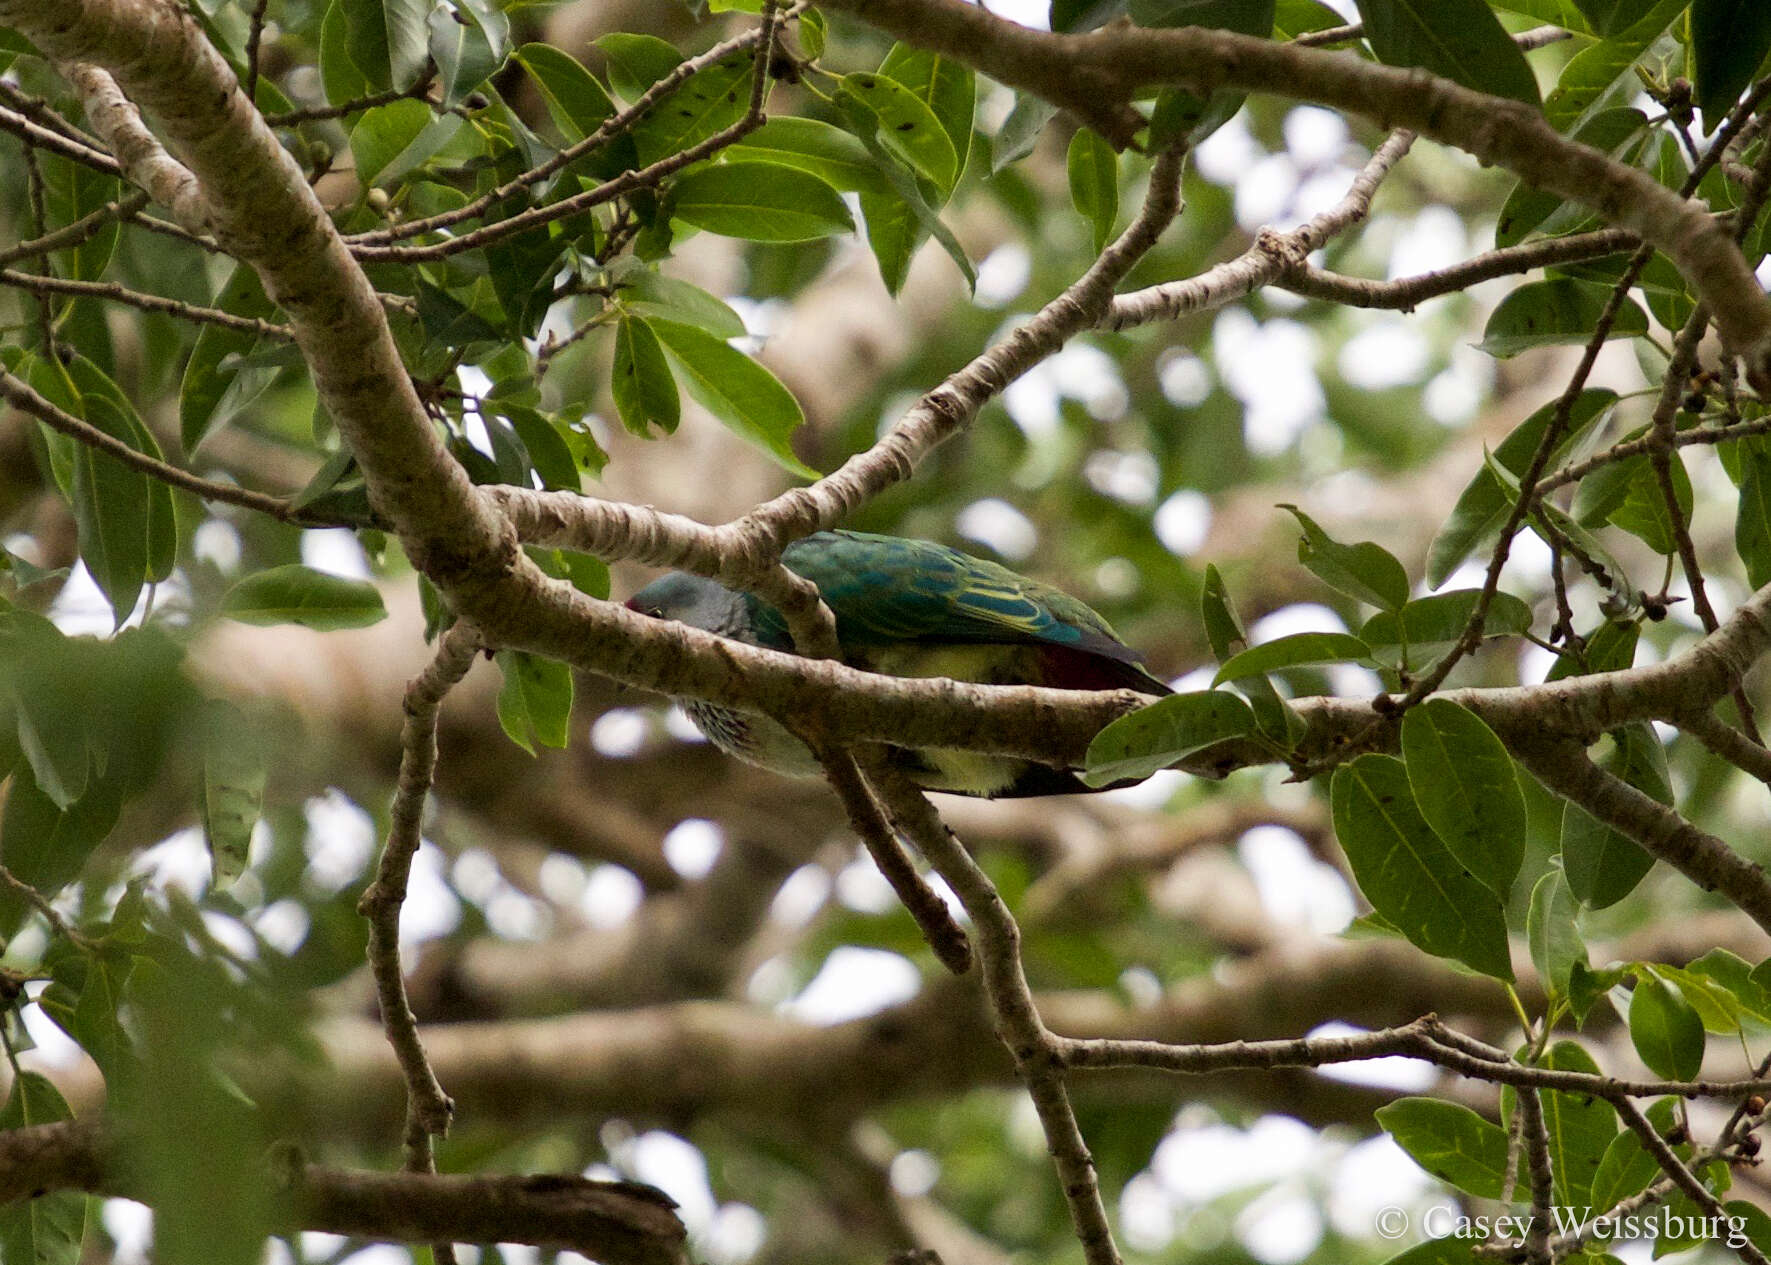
[1052,0,1128,30]
[670,162,854,242]
[628,52,751,167]
[1358,589,1534,671]
[341,0,429,90]
[71,385,151,625]
[1200,565,1299,746]
[221,565,389,630]
[1532,1039,1620,1207]
[647,319,815,478]
[1353,0,1541,106]
[877,44,975,192]
[993,93,1058,172]
[1573,0,1659,35]
[845,98,977,293]
[1375,1098,1512,1199]
[1082,690,1257,785]
[1589,1117,1661,1213]
[181,265,280,452]
[514,43,616,141]
[429,0,508,108]
[495,650,573,753]
[1213,631,1372,684]
[1427,389,1615,586]
[1067,128,1119,252]
[611,315,680,437]
[321,0,373,106]
[1281,504,1411,610]
[1401,700,1527,895]
[0,766,121,937]
[0,1072,82,1265]
[1542,0,1689,132]
[1560,724,1670,908]
[1546,619,1638,681]
[839,72,960,195]
[620,269,747,338]
[1330,754,1514,980]
[1477,279,1649,357]
[1737,438,1771,588]
[1682,948,1771,1027]
[1527,869,1586,1000]
[1629,973,1704,1080]
[350,98,460,188]
[65,357,174,586]
[595,32,685,102]
[1603,451,1692,555]
[198,700,266,887]
[728,117,895,194]
[40,158,121,282]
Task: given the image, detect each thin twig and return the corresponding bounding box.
[357,624,481,1225]
[0,267,294,338]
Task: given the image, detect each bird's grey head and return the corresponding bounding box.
[625,572,755,642]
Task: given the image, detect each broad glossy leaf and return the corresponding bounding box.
[1067,128,1118,252]
[198,700,265,887]
[1526,869,1585,1000]
[728,117,894,194]
[1052,0,1129,30]
[321,0,372,109]
[1426,388,1615,586]
[669,162,854,242]
[1359,589,1533,671]
[1683,948,1771,1027]
[595,32,684,101]
[1531,1040,1619,1207]
[429,0,508,108]
[1401,699,1526,894]
[221,565,388,630]
[40,157,121,282]
[1082,690,1257,785]
[514,44,616,141]
[1281,504,1410,609]
[620,269,747,338]
[1353,0,1540,105]
[993,93,1058,172]
[0,1072,81,1265]
[500,404,582,492]
[1629,973,1704,1080]
[1200,565,1299,745]
[71,388,150,625]
[350,98,459,188]
[611,315,680,436]
[629,52,751,166]
[341,0,429,90]
[1332,754,1513,980]
[1589,1113,1662,1212]
[1477,279,1648,357]
[181,265,280,452]
[1737,438,1771,588]
[878,44,975,192]
[1696,0,1771,116]
[1542,0,1689,132]
[1574,0,1660,34]
[1213,631,1372,683]
[495,650,573,753]
[648,319,815,478]
[1546,619,1638,681]
[1604,451,1692,555]
[1560,724,1670,907]
[65,357,174,586]
[1375,1098,1511,1198]
[0,765,121,937]
[840,72,959,195]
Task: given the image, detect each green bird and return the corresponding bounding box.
[625,530,1171,797]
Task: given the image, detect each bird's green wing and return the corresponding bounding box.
[769,530,1143,666]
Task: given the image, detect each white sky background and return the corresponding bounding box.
[25,0,1617,1257]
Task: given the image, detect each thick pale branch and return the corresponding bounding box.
[1516,739,1771,935]
[813,0,1771,388]
[0,1120,690,1265]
